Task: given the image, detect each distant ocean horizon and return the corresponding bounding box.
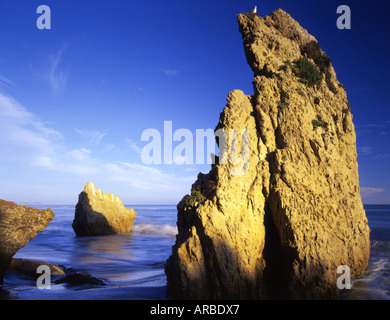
[14,202,390,207]
[1,204,389,300]
[15,202,179,207]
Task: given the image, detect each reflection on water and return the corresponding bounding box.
[65,229,173,286]
[70,233,135,264]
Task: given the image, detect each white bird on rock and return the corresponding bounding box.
[251,6,257,13]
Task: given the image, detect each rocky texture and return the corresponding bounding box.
[8,258,65,278]
[72,183,137,236]
[7,258,105,287]
[165,9,370,299]
[54,271,106,286]
[0,200,54,284]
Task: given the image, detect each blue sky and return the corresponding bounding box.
[0,0,389,205]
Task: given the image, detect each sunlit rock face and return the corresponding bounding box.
[72,183,137,236]
[165,9,370,300]
[0,200,54,284]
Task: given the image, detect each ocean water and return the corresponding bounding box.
[1,204,389,300]
[340,205,390,300]
[1,205,177,300]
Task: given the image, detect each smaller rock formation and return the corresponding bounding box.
[54,271,106,286]
[72,183,137,236]
[0,200,54,284]
[7,258,105,287]
[8,258,65,278]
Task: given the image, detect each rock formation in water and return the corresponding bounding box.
[0,200,54,284]
[72,182,137,236]
[8,258,65,278]
[165,9,370,299]
[54,271,107,286]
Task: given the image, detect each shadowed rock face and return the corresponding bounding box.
[72,183,137,236]
[8,258,65,278]
[165,9,370,300]
[0,200,54,284]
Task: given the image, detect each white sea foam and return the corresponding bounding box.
[341,239,390,300]
[132,223,178,237]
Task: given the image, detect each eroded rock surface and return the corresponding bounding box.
[0,200,54,284]
[165,9,370,299]
[8,258,65,278]
[72,183,137,236]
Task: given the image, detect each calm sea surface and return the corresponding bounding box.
[1,204,389,300]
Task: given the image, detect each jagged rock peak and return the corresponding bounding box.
[165,9,370,300]
[72,183,137,236]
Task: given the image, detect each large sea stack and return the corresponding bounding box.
[165,9,370,299]
[0,200,54,284]
[72,183,137,236]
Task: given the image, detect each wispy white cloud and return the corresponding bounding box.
[357,146,372,156]
[356,122,389,137]
[361,187,385,197]
[161,64,189,77]
[374,153,390,159]
[102,162,196,192]
[103,144,115,152]
[74,128,106,146]
[0,92,98,175]
[67,148,92,162]
[0,92,61,165]
[162,68,179,76]
[0,92,197,203]
[125,138,142,154]
[47,49,68,95]
[0,74,15,88]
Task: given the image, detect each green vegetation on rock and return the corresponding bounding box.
[290,58,322,88]
[312,119,328,130]
[185,186,205,207]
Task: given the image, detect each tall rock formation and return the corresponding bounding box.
[72,183,137,236]
[165,9,370,299]
[0,200,54,284]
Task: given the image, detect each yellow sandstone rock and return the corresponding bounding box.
[165,9,370,299]
[0,200,54,284]
[72,182,137,236]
